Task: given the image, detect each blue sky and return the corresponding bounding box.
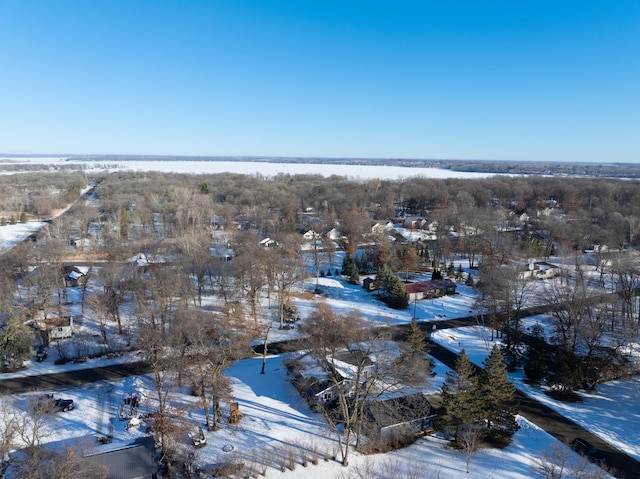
[0,1,638,162]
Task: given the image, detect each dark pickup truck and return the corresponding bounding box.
[38,394,74,412]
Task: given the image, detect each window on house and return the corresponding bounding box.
[323,392,332,401]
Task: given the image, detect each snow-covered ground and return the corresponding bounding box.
[0,156,498,180]
[0,270,622,478]
[0,161,631,477]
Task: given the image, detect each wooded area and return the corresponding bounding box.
[0,169,636,477]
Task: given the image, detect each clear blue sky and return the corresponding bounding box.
[1,1,639,162]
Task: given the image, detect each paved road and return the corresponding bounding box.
[0,361,150,394]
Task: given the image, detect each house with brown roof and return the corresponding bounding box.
[404,279,457,301]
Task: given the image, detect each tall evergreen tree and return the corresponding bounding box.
[341,257,359,284]
[437,349,482,440]
[523,323,549,384]
[406,316,426,354]
[479,345,519,439]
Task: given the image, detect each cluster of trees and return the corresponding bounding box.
[0,172,88,218]
[477,253,636,392]
[437,347,519,445]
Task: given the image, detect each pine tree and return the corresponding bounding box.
[447,261,455,277]
[523,323,549,384]
[342,257,359,284]
[479,345,519,440]
[437,349,482,440]
[456,264,464,280]
[386,274,409,309]
[406,316,426,354]
[465,273,475,286]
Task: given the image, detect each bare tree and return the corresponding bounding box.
[531,442,610,479]
[176,308,252,431]
[0,397,19,479]
[459,425,482,474]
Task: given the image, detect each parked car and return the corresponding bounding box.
[54,398,75,412]
[35,347,48,362]
[36,394,74,412]
[570,437,605,464]
[188,426,207,448]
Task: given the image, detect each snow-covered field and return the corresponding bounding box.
[0,155,496,180]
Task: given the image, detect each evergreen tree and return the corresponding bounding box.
[456,264,464,280]
[547,348,581,393]
[447,261,455,277]
[465,273,475,286]
[437,349,482,440]
[523,323,549,384]
[479,345,519,439]
[406,316,426,354]
[386,273,409,309]
[342,257,359,284]
[376,266,393,297]
[432,269,443,280]
[19,211,28,223]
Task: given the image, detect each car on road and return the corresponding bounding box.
[570,437,605,464]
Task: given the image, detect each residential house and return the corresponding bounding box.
[517,261,560,280]
[404,279,457,301]
[32,316,75,345]
[63,266,86,287]
[371,221,395,235]
[288,350,378,408]
[259,237,276,248]
[85,436,159,479]
[365,393,436,443]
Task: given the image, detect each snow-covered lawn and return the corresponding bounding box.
[6,354,596,479]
